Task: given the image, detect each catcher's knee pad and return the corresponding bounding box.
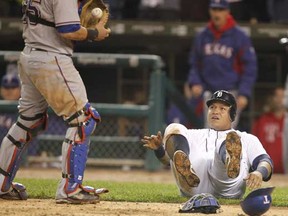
[62,103,100,194]
[0,112,48,193]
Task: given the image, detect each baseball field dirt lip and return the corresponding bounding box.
[1,199,288,216]
[4,168,286,216]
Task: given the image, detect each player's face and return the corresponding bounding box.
[209,8,230,29]
[207,101,232,130]
[0,87,21,101]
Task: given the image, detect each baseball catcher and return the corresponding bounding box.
[0,0,110,204]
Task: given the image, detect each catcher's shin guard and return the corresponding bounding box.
[61,103,100,195]
[0,112,48,193]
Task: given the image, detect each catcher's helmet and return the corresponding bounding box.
[240,187,275,216]
[179,193,220,214]
[206,90,237,121]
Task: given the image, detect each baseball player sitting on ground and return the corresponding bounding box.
[0,0,110,204]
[142,90,274,198]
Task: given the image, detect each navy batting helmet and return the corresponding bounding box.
[240,187,275,216]
[206,90,237,121]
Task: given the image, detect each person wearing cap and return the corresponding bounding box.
[186,0,257,129]
[0,73,21,148]
[142,90,273,199]
[0,73,21,101]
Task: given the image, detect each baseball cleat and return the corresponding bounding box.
[0,182,28,200]
[56,189,100,204]
[225,131,242,178]
[173,150,200,187]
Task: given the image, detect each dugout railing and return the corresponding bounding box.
[0,51,201,171]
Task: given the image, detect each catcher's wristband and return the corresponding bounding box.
[86,29,99,42]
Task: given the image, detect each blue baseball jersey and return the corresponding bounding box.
[187,16,257,97]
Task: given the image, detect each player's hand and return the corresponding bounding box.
[95,12,111,41]
[141,131,163,150]
[244,171,262,190]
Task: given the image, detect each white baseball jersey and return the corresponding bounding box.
[22,0,80,56]
[163,123,269,198]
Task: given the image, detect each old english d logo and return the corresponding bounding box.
[216,91,222,98]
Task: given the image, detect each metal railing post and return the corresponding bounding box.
[145,69,166,171]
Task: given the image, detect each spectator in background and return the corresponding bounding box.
[167,82,204,128]
[252,86,286,173]
[186,0,257,128]
[0,73,21,101]
[0,64,21,148]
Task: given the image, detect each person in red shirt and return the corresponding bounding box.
[252,86,285,173]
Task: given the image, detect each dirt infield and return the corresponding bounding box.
[2,168,288,216]
[3,199,288,216]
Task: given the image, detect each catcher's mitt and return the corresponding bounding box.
[179,193,221,214]
[79,0,109,28]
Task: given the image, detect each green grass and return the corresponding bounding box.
[15,178,288,207]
